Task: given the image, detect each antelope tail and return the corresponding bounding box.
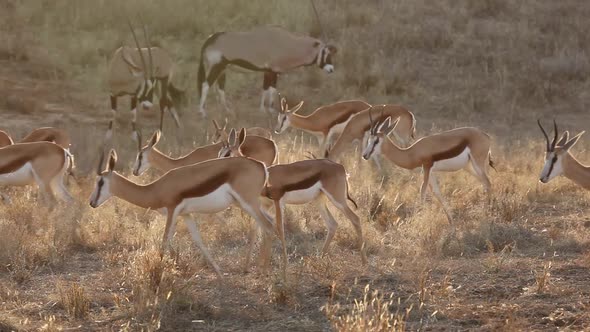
[488,151,497,172]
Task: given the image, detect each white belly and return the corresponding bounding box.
[282,181,322,205]
[178,184,235,214]
[432,147,470,172]
[0,163,35,186]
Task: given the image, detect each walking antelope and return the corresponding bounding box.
[0,142,73,203]
[275,98,371,152]
[90,149,282,277]
[133,130,277,176]
[0,127,75,179]
[197,25,337,117]
[325,105,416,169]
[262,159,367,264]
[218,128,278,166]
[212,119,272,142]
[362,114,494,224]
[538,120,589,190]
[108,21,185,139]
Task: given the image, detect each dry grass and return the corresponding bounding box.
[0,0,590,330]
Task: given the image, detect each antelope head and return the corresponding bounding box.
[274,96,304,134]
[538,119,585,183]
[133,130,161,176]
[362,109,398,161]
[90,149,118,208]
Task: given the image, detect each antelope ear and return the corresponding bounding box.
[280,97,287,112]
[223,117,228,130]
[327,45,338,54]
[290,101,304,114]
[563,131,585,151]
[149,130,161,148]
[377,117,392,134]
[228,128,237,146]
[108,149,118,172]
[238,128,246,145]
[384,118,400,136]
[557,131,569,147]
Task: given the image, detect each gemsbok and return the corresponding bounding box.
[0,141,73,203]
[197,26,337,117]
[218,128,278,166]
[538,120,588,190]
[212,119,272,142]
[325,105,416,170]
[363,113,494,224]
[108,21,184,139]
[90,149,282,277]
[274,98,371,152]
[262,159,367,264]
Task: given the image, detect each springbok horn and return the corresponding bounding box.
[537,119,551,151]
[551,119,558,150]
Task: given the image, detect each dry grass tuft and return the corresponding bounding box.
[57,282,91,319]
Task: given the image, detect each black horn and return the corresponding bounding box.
[140,14,154,80]
[551,119,558,150]
[126,18,148,77]
[537,119,550,151]
[96,148,105,175]
[310,0,327,42]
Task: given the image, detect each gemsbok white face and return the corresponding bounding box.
[538,119,585,183]
[318,45,337,73]
[89,150,117,208]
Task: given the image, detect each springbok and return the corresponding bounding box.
[217,128,278,166]
[262,159,367,264]
[0,142,73,203]
[363,114,494,224]
[0,127,75,180]
[212,119,271,142]
[275,98,371,152]
[197,25,337,117]
[538,120,588,190]
[90,149,283,277]
[133,130,277,176]
[325,105,416,169]
[108,21,184,139]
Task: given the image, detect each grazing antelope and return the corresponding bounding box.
[197,26,337,117]
[363,114,494,224]
[212,119,272,143]
[262,159,367,264]
[325,105,416,169]
[275,98,371,152]
[0,130,14,147]
[538,120,588,190]
[90,149,282,277]
[108,21,185,138]
[0,142,73,203]
[218,128,278,166]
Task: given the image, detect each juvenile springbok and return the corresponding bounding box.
[133,130,277,176]
[325,105,416,169]
[218,128,278,166]
[274,99,370,152]
[538,120,588,190]
[212,119,271,142]
[262,159,366,264]
[198,25,337,116]
[0,142,73,203]
[90,149,282,277]
[108,21,184,138]
[363,114,494,224]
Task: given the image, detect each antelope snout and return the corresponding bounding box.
[323,64,334,73]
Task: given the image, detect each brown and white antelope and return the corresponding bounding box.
[133,129,277,176]
[325,105,416,170]
[218,128,278,166]
[212,119,272,142]
[0,130,14,147]
[538,120,588,190]
[197,26,337,116]
[90,149,282,277]
[363,114,494,224]
[262,159,367,264]
[108,21,185,139]
[275,99,371,152]
[0,142,73,203]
